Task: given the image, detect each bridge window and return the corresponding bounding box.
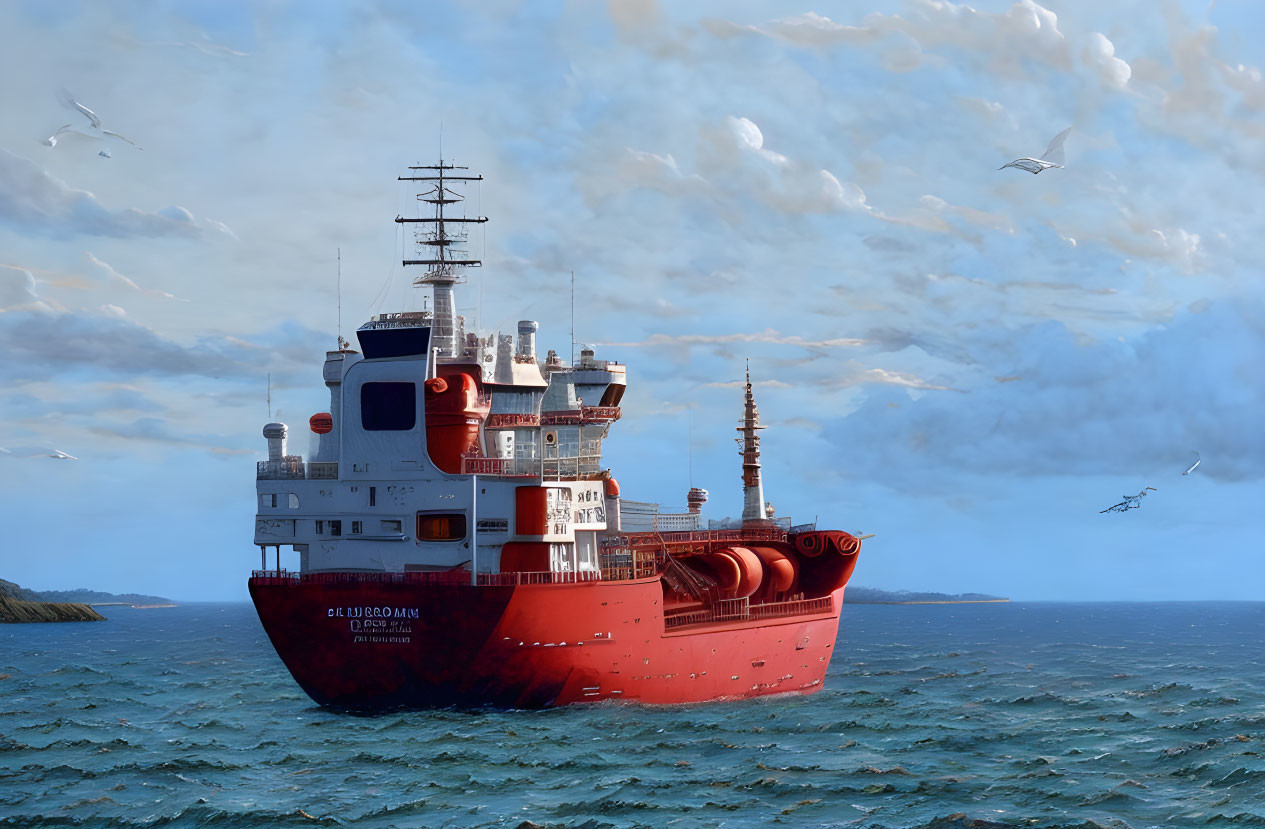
[361,382,416,431]
[417,512,467,542]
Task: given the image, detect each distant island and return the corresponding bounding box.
[0,579,177,623]
[29,588,176,607]
[844,586,1009,604]
[1,578,104,623]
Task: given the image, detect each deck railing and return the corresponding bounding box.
[256,459,306,480]
[255,461,339,480]
[664,595,835,630]
[249,568,611,588]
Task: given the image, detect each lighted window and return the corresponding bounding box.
[361,382,416,431]
[416,512,467,541]
[351,520,363,534]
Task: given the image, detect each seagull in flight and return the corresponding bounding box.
[1182,452,1200,476]
[42,90,142,152]
[1000,127,1071,174]
[0,446,78,460]
[1100,486,1157,514]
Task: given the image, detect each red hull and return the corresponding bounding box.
[249,574,846,709]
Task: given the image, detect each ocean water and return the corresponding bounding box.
[2,602,1263,828]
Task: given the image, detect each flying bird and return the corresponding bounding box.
[0,446,78,460]
[1100,486,1157,514]
[98,150,111,159]
[1000,127,1071,174]
[1182,452,1200,476]
[42,90,142,151]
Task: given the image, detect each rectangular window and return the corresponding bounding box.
[330,520,342,537]
[361,382,416,431]
[416,512,467,541]
[380,519,403,535]
[315,520,324,534]
[369,486,376,507]
[476,518,509,533]
[270,493,277,508]
[351,520,363,534]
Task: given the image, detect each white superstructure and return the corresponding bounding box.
[254,162,629,581]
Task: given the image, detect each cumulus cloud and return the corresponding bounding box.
[607,148,710,200]
[697,116,874,215]
[0,308,325,383]
[728,116,787,166]
[0,265,52,312]
[828,302,1265,484]
[600,328,868,349]
[827,363,958,392]
[1085,32,1132,89]
[704,1,1133,93]
[0,149,225,239]
[0,310,256,380]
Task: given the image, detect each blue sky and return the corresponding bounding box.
[1,1,1261,601]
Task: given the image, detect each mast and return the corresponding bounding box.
[396,161,488,357]
[738,360,768,526]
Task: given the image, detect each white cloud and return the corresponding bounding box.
[704,1,1140,95]
[86,252,188,301]
[728,116,788,166]
[0,149,221,239]
[0,265,52,312]
[1085,32,1132,89]
[601,329,869,349]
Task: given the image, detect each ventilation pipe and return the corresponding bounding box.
[517,320,538,361]
[263,423,288,462]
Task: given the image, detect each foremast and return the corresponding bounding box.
[738,360,769,526]
[395,162,488,357]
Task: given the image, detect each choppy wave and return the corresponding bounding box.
[1,602,1263,827]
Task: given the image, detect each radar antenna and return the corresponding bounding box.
[396,160,488,356]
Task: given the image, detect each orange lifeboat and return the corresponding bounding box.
[309,413,333,434]
[424,371,487,474]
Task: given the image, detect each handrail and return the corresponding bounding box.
[664,595,835,630]
[249,568,618,588]
[256,461,339,481]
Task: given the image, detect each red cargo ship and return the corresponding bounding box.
[249,161,862,708]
